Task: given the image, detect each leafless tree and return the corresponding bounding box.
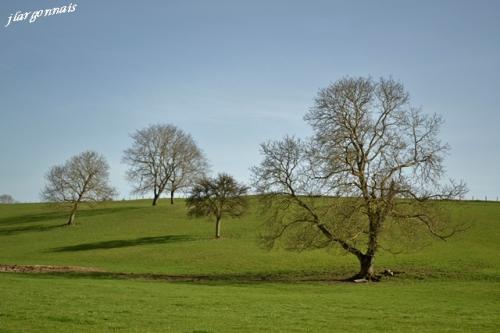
[252,77,467,280]
[186,173,248,239]
[0,194,16,204]
[123,124,208,206]
[166,134,208,205]
[41,151,117,226]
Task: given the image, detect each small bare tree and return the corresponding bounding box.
[0,194,16,204]
[252,77,467,280]
[123,124,208,206]
[41,151,116,226]
[186,173,248,239]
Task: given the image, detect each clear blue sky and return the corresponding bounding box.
[1,0,499,202]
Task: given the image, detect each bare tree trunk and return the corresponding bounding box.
[170,190,174,204]
[354,254,375,280]
[215,217,221,239]
[353,215,381,280]
[152,194,160,206]
[67,203,78,226]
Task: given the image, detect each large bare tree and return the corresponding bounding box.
[41,151,116,226]
[252,77,467,280]
[123,124,208,206]
[186,173,248,239]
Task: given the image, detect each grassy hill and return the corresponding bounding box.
[0,199,499,332]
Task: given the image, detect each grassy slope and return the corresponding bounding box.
[0,199,499,332]
[1,274,497,333]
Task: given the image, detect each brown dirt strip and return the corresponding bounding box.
[0,264,104,274]
[0,264,211,281]
[0,263,350,283]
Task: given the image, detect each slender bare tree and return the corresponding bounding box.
[123,124,208,206]
[186,173,248,239]
[0,194,16,204]
[252,77,467,280]
[41,151,116,226]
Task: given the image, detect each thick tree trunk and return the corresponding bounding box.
[215,217,221,239]
[170,190,174,204]
[350,214,381,281]
[352,254,375,280]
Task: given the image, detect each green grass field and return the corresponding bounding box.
[0,199,499,332]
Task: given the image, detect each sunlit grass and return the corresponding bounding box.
[0,199,499,332]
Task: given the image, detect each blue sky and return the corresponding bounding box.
[0,0,499,202]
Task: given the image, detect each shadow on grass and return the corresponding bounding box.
[0,223,64,236]
[51,235,198,252]
[0,211,68,226]
[0,207,141,226]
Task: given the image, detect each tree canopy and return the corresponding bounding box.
[186,173,248,239]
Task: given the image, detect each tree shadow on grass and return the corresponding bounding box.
[0,211,68,226]
[0,207,141,226]
[51,235,198,252]
[0,223,64,236]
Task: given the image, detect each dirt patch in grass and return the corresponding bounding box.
[0,264,410,283]
[0,263,348,283]
[0,264,104,274]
